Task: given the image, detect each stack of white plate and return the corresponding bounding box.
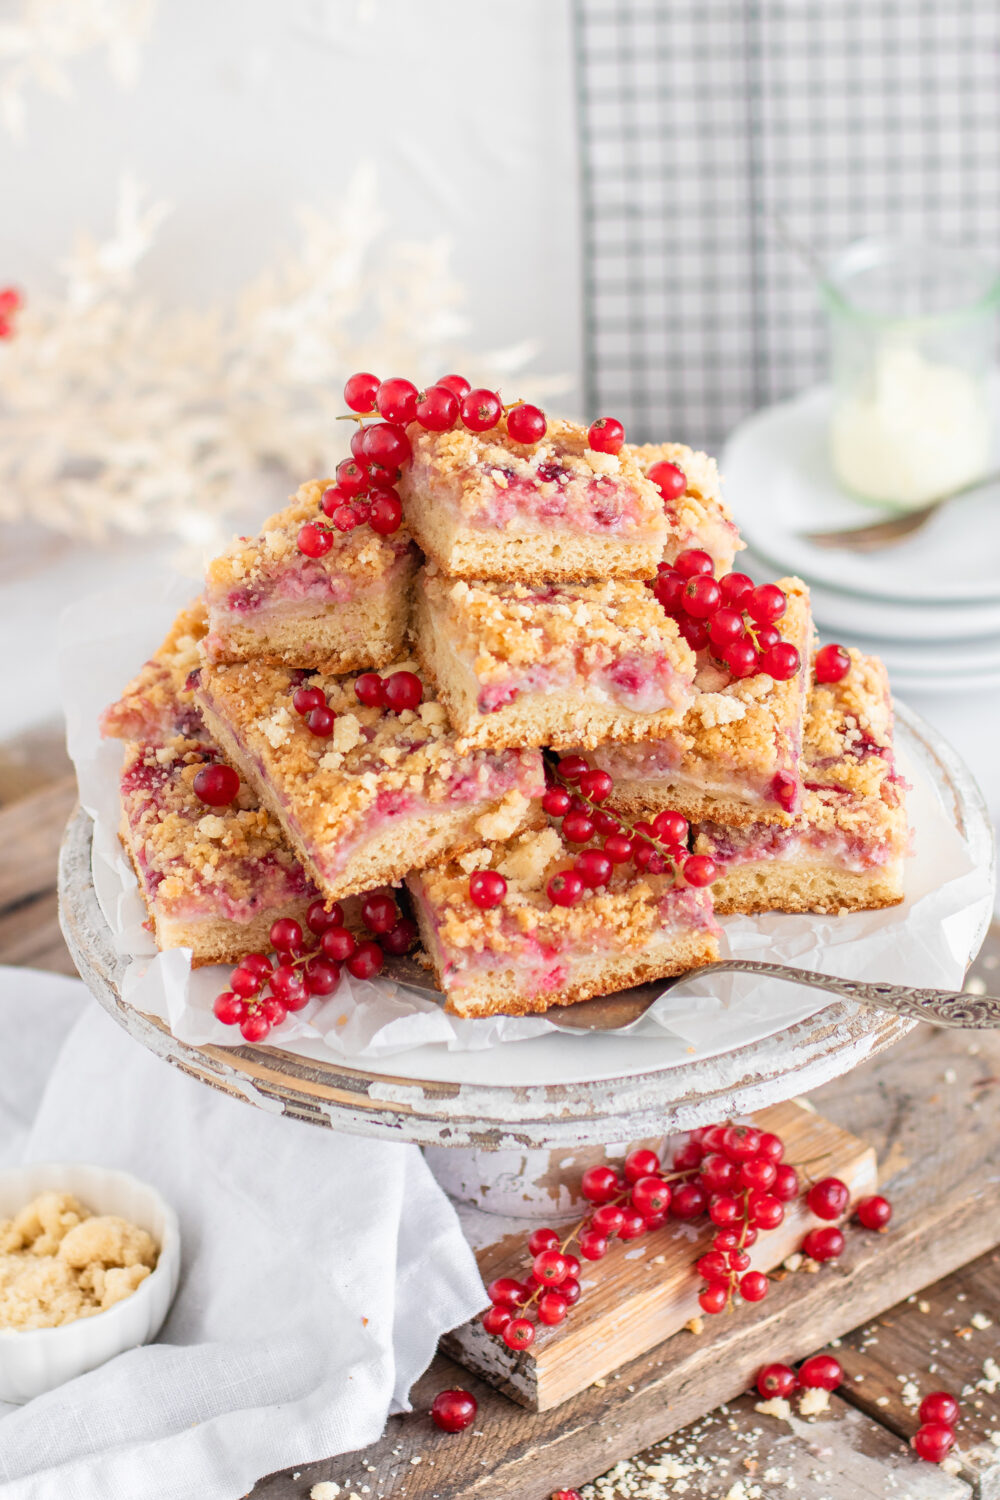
[722,386,1000,695]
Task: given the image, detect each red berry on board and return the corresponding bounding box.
[699,1125,728,1151]
[469,870,507,909]
[696,1251,729,1281]
[748,1193,784,1230]
[321,926,356,963]
[381,917,417,956]
[354,671,386,707]
[306,899,344,934]
[537,1291,569,1325]
[913,1423,956,1463]
[631,1176,671,1216]
[701,1154,739,1194]
[578,1228,609,1260]
[722,1125,761,1162]
[723,638,759,679]
[757,1131,784,1164]
[855,1194,893,1230]
[709,1194,739,1227]
[624,1148,661,1183]
[674,548,714,579]
[919,1392,959,1426]
[807,1177,849,1221]
[683,575,722,619]
[548,871,584,907]
[551,1491,583,1500]
[297,522,333,557]
[682,855,717,888]
[503,1317,536,1350]
[241,954,273,984]
[648,460,687,501]
[760,642,801,681]
[670,1181,708,1219]
[415,384,460,431]
[293,686,327,716]
[369,493,404,534]
[528,1227,560,1256]
[533,1249,569,1285]
[617,1209,646,1240]
[488,1277,529,1307]
[376,376,419,425]
[560,1276,581,1306]
[574,848,613,889]
[361,421,411,469]
[344,371,380,413]
[482,1304,512,1336]
[193,763,240,806]
[747,583,787,624]
[303,957,340,997]
[437,373,472,401]
[306,705,336,736]
[240,1011,271,1043]
[269,917,303,952]
[739,1271,769,1303]
[802,1226,845,1262]
[581,1165,619,1204]
[587,416,625,454]
[430,1387,477,1432]
[213,991,245,1025]
[590,1204,624,1235]
[507,403,547,444]
[699,1281,729,1315]
[740,1157,776,1191]
[799,1353,843,1390]
[815,642,852,684]
[335,458,368,496]
[383,670,423,711]
[270,964,305,1003]
[757,1363,797,1399]
[361,892,398,933]
[346,941,384,981]
[460,388,503,432]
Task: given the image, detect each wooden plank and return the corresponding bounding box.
[445,1099,877,1410]
[249,1025,1000,1498]
[578,1387,971,1500]
[838,1248,1000,1499]
[0,776,76,910]
[0,721,72,805]
[0,889,77,974]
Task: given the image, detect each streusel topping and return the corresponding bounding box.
[627,440,739,541]
[100,600,208,743]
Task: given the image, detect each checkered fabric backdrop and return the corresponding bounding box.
[572,0,1000,452]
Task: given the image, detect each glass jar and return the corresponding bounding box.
[824,239,1000,510]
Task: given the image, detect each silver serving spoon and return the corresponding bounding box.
[381,954,1000,1034]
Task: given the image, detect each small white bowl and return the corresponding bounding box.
[0,1162,181,1403]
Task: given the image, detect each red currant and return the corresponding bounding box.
[722,1125,761,1162]
[653,570,686,610]
[503,1317,535,1350]
[344,371,380,413]
[269,918,303,951]
[707,607,745,648]
[360,422,411,469]
[574,848,613,888]
[748,1193,783,1230]
[648,460,686,501]
[578,1228,608,1260]
[739,1271,769,1302]
[701,1154,739,1193]
[815,643,851,684]
[802,1226,845,1262]
[718,572,754,608]
[330,503,361,532]
[413,384,459,431]
[430,1387,477,1433]
[270,964,305,1003]
[376,377,418,425]
[603,833,633,864]
[552,1491,583,1500]
[709,1194,739,1226]
[321,926,356,962]
[537,1291,569,1325]
[631,1176,671,1216]
[682,855,717,888]
[557,754,589,781]
[241,953,273,981]
[678,616,710,651]
[617,1209,646,1240]
[624,1148,660,1182]
[590,1204,624,1235]
[533,1249,568,1285]
[913,1423,956,1463]
[747,583,787,624]
[306,899,344,934]
[561,1276,581,1306]
[587,416,625,454]
[682,575,722,619]
[346,941,384,981]
[548,871,584,907]
[297,522,333,558]
[193,763,240,806]
[807,1177,849,1220]
[230,966,262,999]
[335,458,368,496]
[293,686,327,716]
[760,642,801,681]
[528,1227,560,1256]
[855,1194,892,1231]
[670,1181,708,1218]
[213,991,245,1025]
[699,1281,729,1315]
[383,670,423,712]
[354,672,386,708]
[506,403,547,444]
[723,638,759,678]
[460,388,502,432]
[488,1276,529,1307]
[581,1165,619,1204]
[436,373,471,400]
[740,1157,776,1191]
[306,705,336,736]
[369,493,403,535]
[578,767,613,802]
[367,464,398,490]
[469,870,507,909]
[674,548,714,578]
[240,1011,271,1043]
[482,1304,511,1336]
[919,1392,959,1426]
[361,892,398,933]
[562,811,595,844]
[799,1353,843,1390]
[382,917,417,956]
[696,1251,729,1281]
[757,1363,796,1399]
[650,810,686,845]
[303,957,340,996]
[757,1132,784,1164]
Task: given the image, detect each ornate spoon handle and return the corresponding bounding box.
[684,960,998,1029]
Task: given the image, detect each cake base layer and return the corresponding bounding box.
[708,857,905,916]
[608,783,789,830]
[205,588,410,676]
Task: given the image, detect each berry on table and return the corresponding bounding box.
[855,1194,893,1230]
[578,1228,608,1260]
[321,926,356,963]
[469,870,507,909]
[913,1423,956,1463]
[670,1181,708,1219]
[757,1362,796,1399]
[482,1304,512,1336]
[919,1391,959,1426]
[590,1204,624,1235]
[624,1148,661,1182]
[502,1317,535,1350]
[303,957,340,996]
[802,1226,845,1262]
[533,1249,569,1285]
[799,1353,843,1390]
[230,966,262,999]
[587,416,625,454]
[551,1490,583,1500]
[815,642,851,683]
[488,1276,529,1307]
[807,1177,849,1220]
[537,1291,569,1325]
[193,763,240,806]
[306,898,344,934]
[376,376,419,425]
[631,1176,671,1216]
[240,1011,271,1042]
[528,1227,560,1256]
[430,1387,478,1433]
[506,403,547,444]
[648,460,687,501]
[740,1270,769,1302]
[722,1125,762,1162]
[381,917,417,955]
[344,371,380,413]
[699,1281,729,1315]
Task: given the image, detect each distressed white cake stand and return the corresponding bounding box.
[58,702,992,1212]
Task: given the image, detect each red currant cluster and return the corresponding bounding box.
[289,668,423,740]
[0,286,22,341]
[466,755,716,915]
[652,556,801,683]
[798,1175,892,1265]
[212,895,415,1042]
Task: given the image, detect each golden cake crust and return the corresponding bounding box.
[100,601,207,742]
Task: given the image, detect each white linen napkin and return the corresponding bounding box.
[0,967,487,1500]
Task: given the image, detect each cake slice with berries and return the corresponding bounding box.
[202,479,418,674]
[398,414,670,583]
[118,734,318,967]
[628,441,745,575]
[412,569,697,750]
[193,658,546,902]
[582,578,815,827]
[99,599,209,744]
[406,823,720,1018]
[692,647,908,913]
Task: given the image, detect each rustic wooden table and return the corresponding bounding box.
[4,726,1000,1500]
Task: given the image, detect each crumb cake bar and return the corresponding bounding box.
[583,579,815,826]
[413,569,697,749]
[627,441,745,575]
[203,480,418,673]
[398,416,670,583]
[407,825,720,1018]
[119,734,316,965]
[99,600,208,744]
[693,651,908,914]
[193,659,546,901]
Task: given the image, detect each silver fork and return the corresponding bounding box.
[802,469,1000,552]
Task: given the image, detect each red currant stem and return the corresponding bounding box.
[501,397,523,415]
[547,761,687,887]
[335,413,369,425]
[743,619,765,651]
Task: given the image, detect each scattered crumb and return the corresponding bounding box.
[918,1300,931,1313]
[900,1381,920,1409]
[798,1387,830,1418]
[309,1485,340,1500]
[754,1397,792,1423]
[685,1315,704,1335]
[972,1311,993,1330]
